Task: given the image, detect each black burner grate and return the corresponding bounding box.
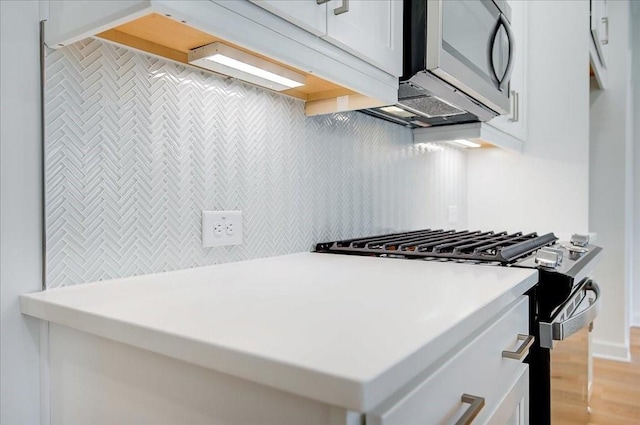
[315,229,558,264]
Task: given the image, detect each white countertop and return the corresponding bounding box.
[21,253,537,411]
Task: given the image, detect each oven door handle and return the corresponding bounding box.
[539,280,601,349]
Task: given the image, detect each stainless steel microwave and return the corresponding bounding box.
[364,0,515,128]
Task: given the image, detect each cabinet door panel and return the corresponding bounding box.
[324,0,402,76]
[487,365,529,425]
[250,0,327,36]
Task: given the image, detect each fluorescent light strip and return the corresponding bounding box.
[380,106,416,118]
[189,42,306,92]
[450,139,481,148]
[207,54,304,89]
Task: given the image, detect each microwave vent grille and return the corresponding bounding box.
[399,97,466,118]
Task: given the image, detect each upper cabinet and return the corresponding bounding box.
[589,0,609,89]
[249,0,328,36]
[250,0,402,77]
[43,0,402,116]
[486,0,528,144]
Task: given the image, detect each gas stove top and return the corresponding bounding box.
[316,229,598,274]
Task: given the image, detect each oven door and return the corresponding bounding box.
[540,280,601,423]
[426,0,514,114]
[549,320,592,423]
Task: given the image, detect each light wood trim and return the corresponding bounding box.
[307,88,356,102]
[305,94,387,116]
[98,29,187,64]
[106,12,215,53]
[96,13,372,108]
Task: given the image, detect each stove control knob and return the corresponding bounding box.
[570,234,590,247]
[535,248,563,268]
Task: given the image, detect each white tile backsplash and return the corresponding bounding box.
[45,38,467,288]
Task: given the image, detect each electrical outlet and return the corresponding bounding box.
[202,211,243,247]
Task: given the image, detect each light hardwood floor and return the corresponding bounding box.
[553,327,640,425]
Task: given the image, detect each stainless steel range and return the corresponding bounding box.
[315,229,602,425]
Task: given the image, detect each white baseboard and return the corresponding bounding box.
[633,313,640,328]
[592,339,631,362]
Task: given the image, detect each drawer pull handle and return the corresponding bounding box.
[456,394,485,425]
[502,334,535,360]
[333,0,349,15]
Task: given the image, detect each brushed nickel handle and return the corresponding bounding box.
[508,90,517,122]
[456,394,485,425]
[317,0,330,4]
[554,281,601,341]
[601,17,609,45]
[333,0,349,15]
[540,280,601,349]
[502,334,534,360]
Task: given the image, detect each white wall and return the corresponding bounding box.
[0,1,44,423]
[632,4,640,327]
[468,0,590,236]
[589,0,633,360]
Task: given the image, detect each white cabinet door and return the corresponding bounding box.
[487,365,529,425]
[324,0,402,76]
[249,0,327,36]
[368,297,530,425]
[250,0,402,77]
[487,0,527,142]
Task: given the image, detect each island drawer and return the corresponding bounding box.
[367,295,531,425]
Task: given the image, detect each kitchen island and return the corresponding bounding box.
[21,253,537,424]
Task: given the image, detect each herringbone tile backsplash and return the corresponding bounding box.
[45,39,467,288]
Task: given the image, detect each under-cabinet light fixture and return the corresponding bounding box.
[449,139,481,148]
[188,42,306,91]
[380,106,416,118]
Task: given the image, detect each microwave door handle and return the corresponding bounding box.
[499,14,516,91]
[539,280,602,349]
[487,14,516,92]
[487,16,501,87]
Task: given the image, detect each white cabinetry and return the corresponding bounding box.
[250,0,402,76]
[487,0,528,143]
[43,0,400,115]
[590,0,609,89]
[368,296,531,425]
[248,0,328,35]
[489,365,529,425]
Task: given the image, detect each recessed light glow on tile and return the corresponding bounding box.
[450,139,481,148]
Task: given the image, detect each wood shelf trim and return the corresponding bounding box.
[96,12,386,110]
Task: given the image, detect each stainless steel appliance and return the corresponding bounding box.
[315,229,602,425]
[363,0,515,129]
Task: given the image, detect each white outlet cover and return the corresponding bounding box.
[202,211,243,247]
